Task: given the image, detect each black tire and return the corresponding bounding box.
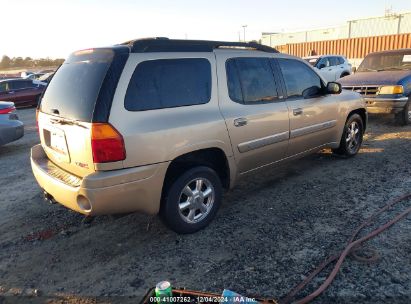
[332,114,364,157]
[395,100,411,126]
[160,166,222,234]
[340,72,350,78]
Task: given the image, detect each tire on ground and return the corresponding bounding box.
[160,166,222,234]
[332,113,364,157]
[395,100,411,126]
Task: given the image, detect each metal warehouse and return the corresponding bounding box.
[261,11,411,65]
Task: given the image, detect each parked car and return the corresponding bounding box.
[25,73,45,80]
[37,72,54,83]
[31,38,367,233]
[0,101,24,146]
[304,55,352,82]
[339,49,411,125]
[0,79,45,107]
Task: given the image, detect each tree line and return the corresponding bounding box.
[0,55,65,69]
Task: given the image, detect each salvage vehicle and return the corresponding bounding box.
[339,49,411,125]
[31,38,367,233]
[0,101,24,146]
[0,79,45,108]
[304,55,352,82]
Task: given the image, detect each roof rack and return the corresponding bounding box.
[121,37,279,53]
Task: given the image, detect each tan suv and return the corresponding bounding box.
[31,38,367,233]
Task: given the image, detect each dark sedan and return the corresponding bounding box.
[0,79,45,108]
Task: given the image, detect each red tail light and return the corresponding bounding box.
[91,123,126,163]
[0,106,15,114]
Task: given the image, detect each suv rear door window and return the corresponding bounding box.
[337,57,345,65]
[125,58,211,111]
[329,57,339,66]
[278,58,323,99]
[226,57,278,104]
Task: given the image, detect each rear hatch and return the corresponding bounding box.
[38,47,129,178]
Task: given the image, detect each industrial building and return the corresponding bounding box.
[261,11,411,66]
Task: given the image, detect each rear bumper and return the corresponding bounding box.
[30,144,169,216]
[364,97,408,114]
[0,119,24,146]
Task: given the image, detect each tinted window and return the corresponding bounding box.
[10,80,32,90]
[41,49,114,122]
[226,57,278,104]
[358,50,411,72]
[278,58,323,99]
[337,57,345,65]
[125,58,211,111]
[0,82,8,92]
[317,57,330,68]
[329,57,339,66]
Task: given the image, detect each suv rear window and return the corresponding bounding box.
[40,49,115,122]
[125,58,211,111]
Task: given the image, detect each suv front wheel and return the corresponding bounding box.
[333,114,364,157]
[160,166,222,234]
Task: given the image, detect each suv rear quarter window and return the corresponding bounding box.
[125,58,211,111]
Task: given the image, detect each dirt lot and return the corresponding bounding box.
[0,108,410,303]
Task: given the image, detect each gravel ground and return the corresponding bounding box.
[0,108,410,304]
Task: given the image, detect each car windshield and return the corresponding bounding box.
[304,58,319,66]
[357,51,411,72]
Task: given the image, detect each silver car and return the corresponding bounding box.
[0,101,24,146]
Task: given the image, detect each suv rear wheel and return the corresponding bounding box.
[160,166,222,234]
[332,114,363,157]
[395,100,411,126]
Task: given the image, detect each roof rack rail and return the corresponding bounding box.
[120,37,279,53]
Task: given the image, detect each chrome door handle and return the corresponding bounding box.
[293,108,303,116]
[234,118,248,127]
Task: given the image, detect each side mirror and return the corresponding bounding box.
[318,63,326,69]
[327,82,342,94]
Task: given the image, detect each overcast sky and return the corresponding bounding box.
[2,0,411,59]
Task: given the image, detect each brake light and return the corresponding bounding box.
[91,123,126,163]
[0,106,15,114]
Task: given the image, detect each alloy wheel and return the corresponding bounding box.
[178,178,215,224]
[346,121,361,153]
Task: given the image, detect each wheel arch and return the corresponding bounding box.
[162,147,233,200]
[347,108,367,131]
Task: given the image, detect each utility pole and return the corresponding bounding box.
[242,25,248,42]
